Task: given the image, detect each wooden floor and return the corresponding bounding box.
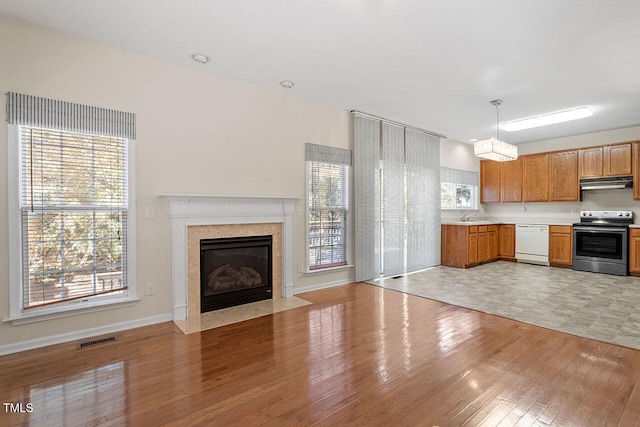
[3,283,640,426]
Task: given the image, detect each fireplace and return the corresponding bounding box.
[200,235,273,312]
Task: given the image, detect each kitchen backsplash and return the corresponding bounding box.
[442,188,640,223]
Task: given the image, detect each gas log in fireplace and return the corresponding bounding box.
[200,235,273,313]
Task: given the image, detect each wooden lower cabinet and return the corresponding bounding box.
[443,223,570,269]
[477,225,489,263]
[441,224,498,268]
[549,225,573,268]
[629,229,640,276]
[498,224,516,260]
[488,225,498,260]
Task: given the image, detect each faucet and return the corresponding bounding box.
[460,213,476,222]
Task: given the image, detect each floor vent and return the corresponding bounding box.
[78,336,117,349]
[392,275,404,279]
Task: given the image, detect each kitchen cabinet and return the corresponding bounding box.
[579,143,632,178]
[477,225,498,263]
[522,153,549,202]
[477,226,488,262]
[467,227,478,265]
[549,225,572,268]
[604,143,632,176]
[549,150,579,201]
[481,141,636,205]
[630,228,640,276]
[441,224,476,268]
[480,160,501,203]
[634,142,640,200]
[488,225,498,260]
[500,157,523,202]
[441,224,497,268]
[498,224,516,260]
[579,147,603,178]
[480,158,522,203]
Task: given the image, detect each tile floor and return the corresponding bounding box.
[370,261,640,350]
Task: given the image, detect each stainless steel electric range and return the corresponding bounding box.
[572,210,633,276]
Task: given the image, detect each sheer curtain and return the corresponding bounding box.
[354,113,441,281]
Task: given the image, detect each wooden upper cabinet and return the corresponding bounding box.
[480,160,501,203]
[500,157,523,202]
[579,147,603,178]
[604,143,632,176]
[550,150,579,201]
[634,143,640,200]
[579,143,632,178]
[522,153,549,202]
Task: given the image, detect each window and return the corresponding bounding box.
[306,143,352,271]
[440,167,479,210]
[7,93,136,320]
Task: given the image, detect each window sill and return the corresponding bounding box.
[3,296,140,326]
[305,264,354,275]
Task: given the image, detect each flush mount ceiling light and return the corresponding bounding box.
[280,80,294,89]
[500,107,593,132]
[474,99,518,162]
[191,53,210,64]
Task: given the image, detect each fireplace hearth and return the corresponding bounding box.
[200,235,273,312]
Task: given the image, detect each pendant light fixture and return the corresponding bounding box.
[474,99,518,162]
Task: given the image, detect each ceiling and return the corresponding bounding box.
[1,0,640,144]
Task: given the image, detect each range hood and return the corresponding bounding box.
[580,175,634,190]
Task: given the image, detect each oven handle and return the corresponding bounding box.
[573,226,628,233]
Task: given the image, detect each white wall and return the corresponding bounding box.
[0,17,354,351]
[440,138,479,172]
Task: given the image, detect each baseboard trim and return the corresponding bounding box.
[0,313,172,356]
[294,277,356,295]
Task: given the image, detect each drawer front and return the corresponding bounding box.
[631,228,640,238]
[478,225,488,233]
[469,226,478,234]
[550,225,572,234]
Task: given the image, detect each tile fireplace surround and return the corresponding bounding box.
[162,195,300,326]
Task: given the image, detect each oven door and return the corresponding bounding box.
[572,226,628,275]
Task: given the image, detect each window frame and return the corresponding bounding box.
[305,146,353,274]
[7,125,138,324]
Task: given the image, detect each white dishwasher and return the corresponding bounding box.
[515,224,549,265]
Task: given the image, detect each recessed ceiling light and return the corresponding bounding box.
[469,139,478,143]
[280,80,294,89]
[500,107,593,132]
[191,53,210,64]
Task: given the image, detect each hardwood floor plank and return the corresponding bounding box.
[2,282,640,426]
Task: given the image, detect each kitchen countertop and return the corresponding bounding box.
[442,217,577,226]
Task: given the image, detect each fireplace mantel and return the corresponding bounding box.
[162,194,301,321]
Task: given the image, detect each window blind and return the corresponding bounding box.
[7,92,135,310]
[440,167,479,186]
[20,127,128,308]
[353,112,441,280]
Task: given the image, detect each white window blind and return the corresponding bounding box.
[20,127,128,309]
[7,92,135,312]
[353,112,441,281]
[306,143,351,270]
